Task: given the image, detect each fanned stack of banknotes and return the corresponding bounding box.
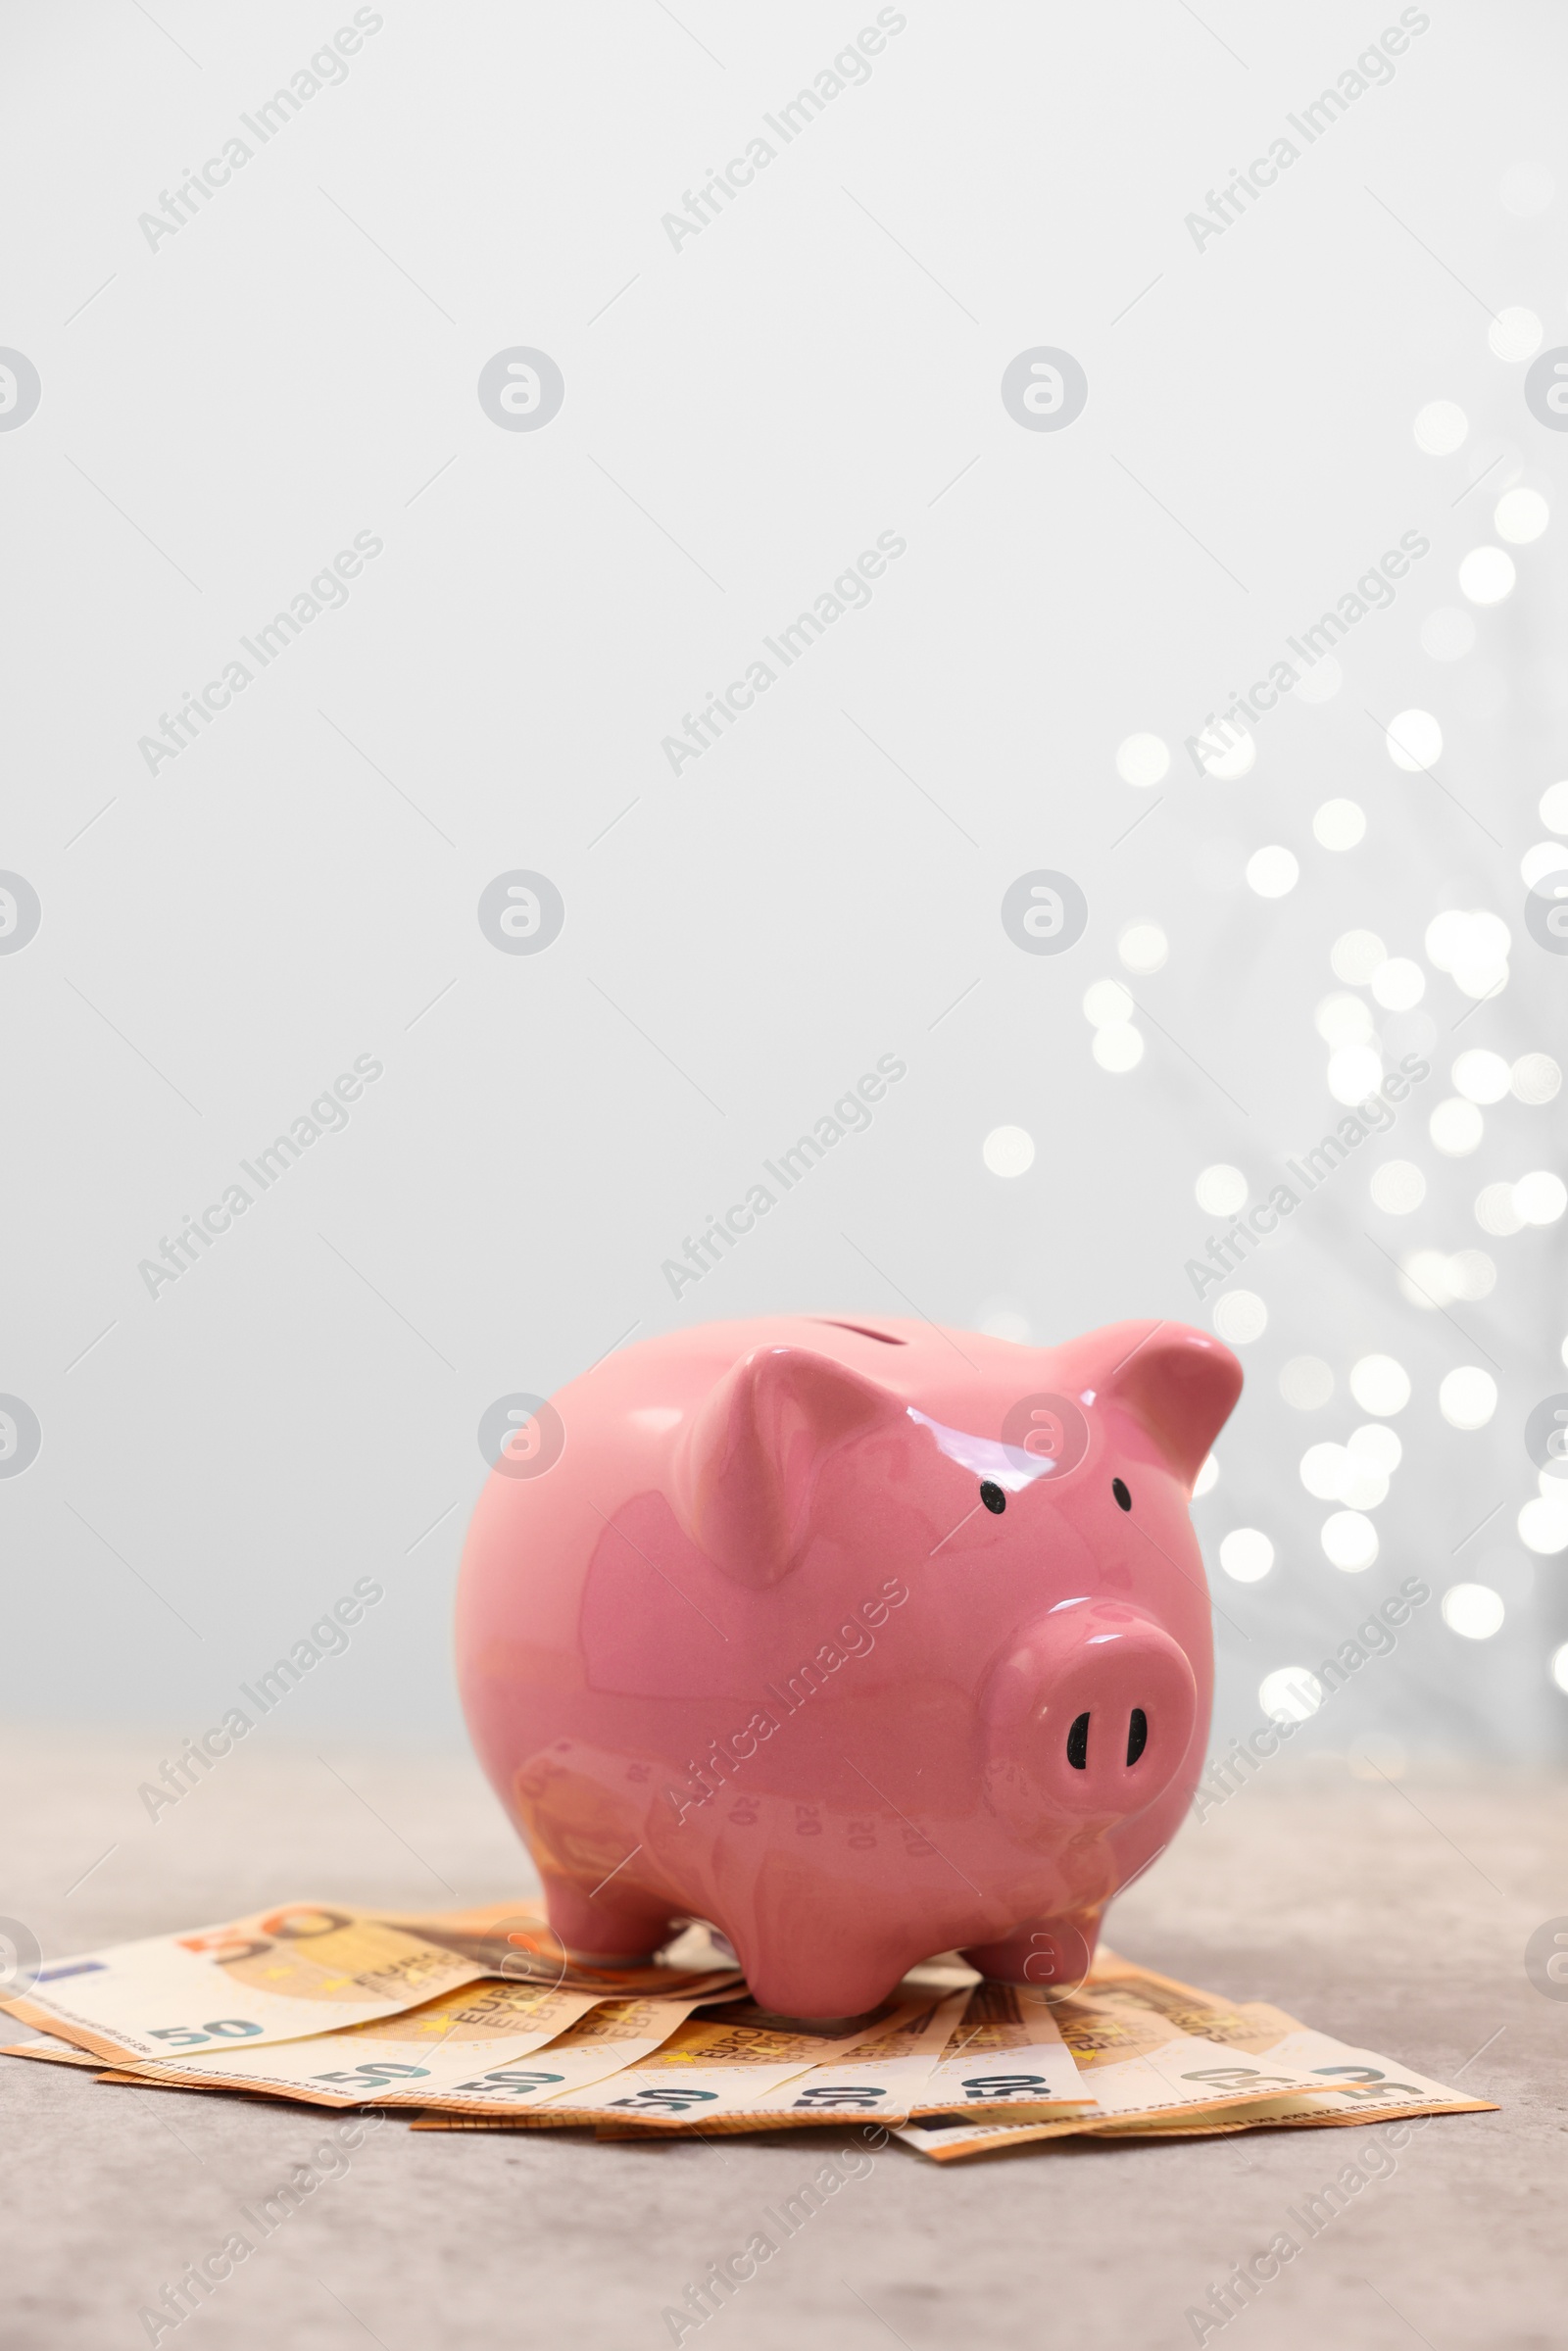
[1,1902,1494,2157]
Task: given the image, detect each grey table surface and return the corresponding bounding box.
[2,1729,1564,2351]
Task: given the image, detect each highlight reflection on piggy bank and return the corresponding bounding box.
[457,1315,1241,2019]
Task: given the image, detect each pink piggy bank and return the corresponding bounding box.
[457,1314,1242,2019]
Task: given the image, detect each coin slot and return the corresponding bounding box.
[810,1320,907,1345]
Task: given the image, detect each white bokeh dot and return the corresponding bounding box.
[1083,979,1134,1027]
[1420,607,1476,661]
[1370,956,1424,1010]
[1280,1356,1334,1410]
[1198,727,1255,780]
[1413,400,1467,455]
[1340,1458,1390,1511]
[1551,1643,1568,1694]
[983,1125,1034,1178]
[1495,486,1549,544]
[1117,921,1168,976]
[1475,1182,1523,1238]
[1259,1667,1322,1724]
[1431,1098,1484,1155]
[1488,306,1543,362]
[1116,733,1170,788]
[1196,1163,1248,1216]
[1448,1249,1496,1300]
[1516,1170,1568,1225]
[1385,710,1442,771]
[1313,799,1365,850]
[1316,993,1375,1048]
[1213,1290,1266,1345]
[1193,1453,1220,1498]
[1456,956,1510,1004]
[1349,1423,1401,1475]
[1439,1367,1497,1430]
[1247,845,1298,898]
[1541,780,1568,834]
[1350,1354,1410,1415]
[1327,1045,1383,1104]
[1219,1528,1274,1584]
[1511,1053,1561,1104]
[1092,1022,1145,1073]
[1322,1510,1379,1571]
[1459,546,1516,605]
[1370,1160,1426,1214]
[1331,930,1388,984]
[1519,1494,1568,1554]
[1427,908,1510,977]
[1452,1049,1511,1103]
[1300,1443,1348,1501]
[1520,843,1568,890]
[1442,1583,1504,1639]
[1400,1249,1456,1309]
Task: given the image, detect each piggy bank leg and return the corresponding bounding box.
[543,1875,680,1965]
[740,1937,911,2026]
[960,1912,1100,1995]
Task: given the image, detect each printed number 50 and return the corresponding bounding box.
[147,2020,264,2048]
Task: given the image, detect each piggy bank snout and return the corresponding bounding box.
[985,1610,1199,1827]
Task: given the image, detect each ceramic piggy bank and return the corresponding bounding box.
[457,1314,1242,2019]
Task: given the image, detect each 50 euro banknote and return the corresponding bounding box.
[608,1980,1102,2137]
[1069,1955,1498,2139]
[409,1994,743,2124]
[420,1995,929,2131]
[96,1978,620,2107]
[0,1900,737,2070]
[894,1951,1496,2161]
[592,1990,978,2135]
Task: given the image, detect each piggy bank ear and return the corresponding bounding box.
[1102,1321,1243,1490]
[675,1347,900,1588]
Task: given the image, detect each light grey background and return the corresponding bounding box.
[4,0,1567,1856]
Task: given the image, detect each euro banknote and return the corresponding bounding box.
[409,1995,718,2120]
[100,1977,611,2107]
[595,1989,976,2135]
[2,1906,1496,2161]
[2,2033,101,2070]
[894,1952,1496,2160]
[909,1980,1099,2124]
[1074,1958,1497,2135]
[0,1900,739,2069]
[496,1994,928,2131]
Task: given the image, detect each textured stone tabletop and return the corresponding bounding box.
[3,1732,1564,2351]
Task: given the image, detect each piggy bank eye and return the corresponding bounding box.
[1112,1478,1132,1511]
[979,1481,1006,1514]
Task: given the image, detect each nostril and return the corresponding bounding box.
[1126,1708,1148,1766]
[1066,1712,1090,1770]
